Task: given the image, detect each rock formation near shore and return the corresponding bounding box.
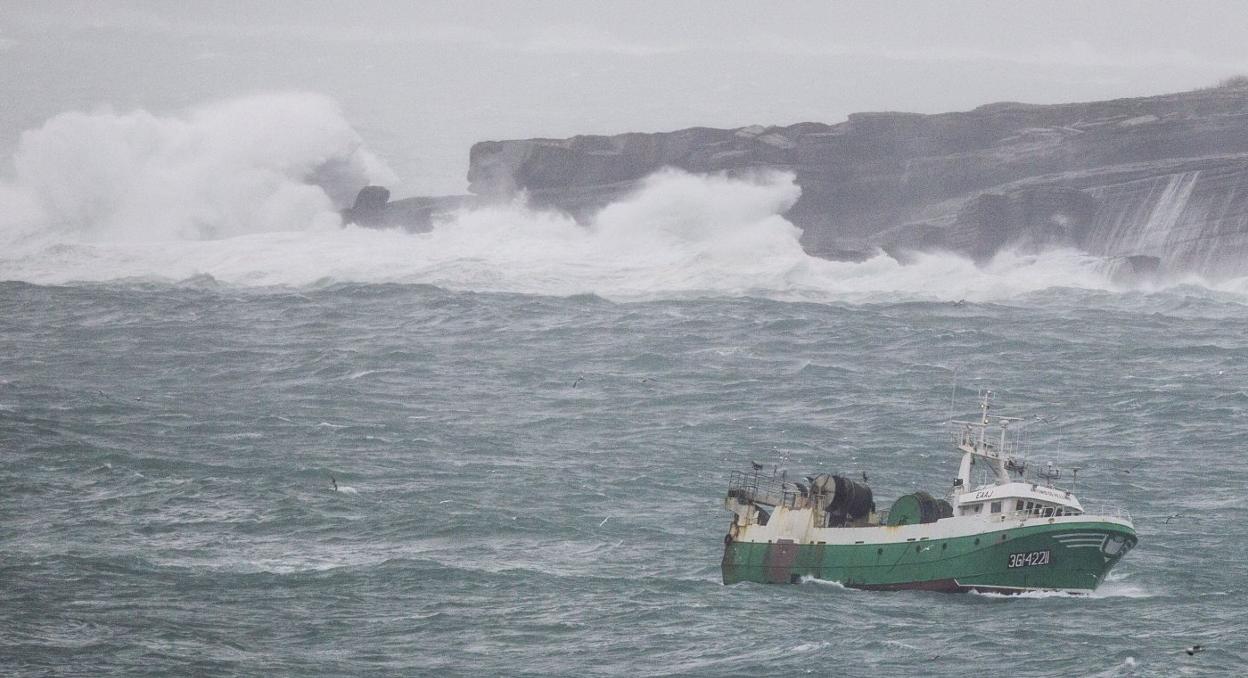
[351,82,1248,279]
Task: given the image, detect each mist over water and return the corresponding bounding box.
[1,93,391,241]
[4,95,1248,676]
[0,92,1190,302]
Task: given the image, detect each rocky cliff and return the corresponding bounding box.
[355,83,1248,279]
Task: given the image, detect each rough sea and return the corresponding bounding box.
[2,96,1247,676]
[5,280,1247,677]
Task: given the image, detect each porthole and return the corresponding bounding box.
[1001,534,1008,541]
[942,543,948,550]
[974,538,980,545]
[877,548,884,555]
[916,545,922,553]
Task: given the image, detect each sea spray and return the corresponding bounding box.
[2,92,392,242]
[0,94,1146,301]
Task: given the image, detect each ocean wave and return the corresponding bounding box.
[0,93,1241,304]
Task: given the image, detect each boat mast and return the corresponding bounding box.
[952,390,1021,490]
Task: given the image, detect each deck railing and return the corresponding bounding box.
[726,470,801,508]
[950,423,1019,458]
[991,505,1132,524]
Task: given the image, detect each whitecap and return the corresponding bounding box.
[4,94,1246,305]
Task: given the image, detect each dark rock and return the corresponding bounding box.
[342,186,473,233]
[342,185,390,227]
[456,84,1248,279]
[938,186,1097,262]
[1106,254,1164,286]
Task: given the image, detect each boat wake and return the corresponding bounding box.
[2,92,1244,303]
[797,575,861,591]
[967,581,1154,600]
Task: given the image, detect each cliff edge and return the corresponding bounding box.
[359,83,1248,279]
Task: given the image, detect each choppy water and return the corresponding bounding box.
[2,93,1247,675]
[3,279,1246,677]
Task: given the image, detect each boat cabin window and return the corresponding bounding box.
[990,501,1002,514]
[1017,501,1064,517]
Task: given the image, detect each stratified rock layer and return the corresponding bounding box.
[456,85,1248,278]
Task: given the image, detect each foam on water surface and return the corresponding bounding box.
[0,93,1182,303]
[3,95,1247,677]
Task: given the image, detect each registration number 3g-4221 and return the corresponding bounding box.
[1007,550,1051,568]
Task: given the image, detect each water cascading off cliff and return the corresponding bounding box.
[1083,163,1248,278]
[357,84,1248,282]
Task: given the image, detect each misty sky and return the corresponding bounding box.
[5,0,1248,196]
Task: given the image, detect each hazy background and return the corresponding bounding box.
[4,0,1248,197]
[5,7,1248,675]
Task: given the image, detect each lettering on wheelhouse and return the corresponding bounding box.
[1006,549,1051,568]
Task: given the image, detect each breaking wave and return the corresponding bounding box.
[0,92,392,242]
[0,93,1229,302]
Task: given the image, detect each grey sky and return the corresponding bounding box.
[5,1,1248,195]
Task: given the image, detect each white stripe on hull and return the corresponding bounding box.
[735,506,1133,546]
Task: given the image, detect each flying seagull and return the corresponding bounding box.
[750,460,764,471]
[572,375,584,388]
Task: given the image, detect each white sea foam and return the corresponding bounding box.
[1092,579,1155,599]
[968,588,1082,600]
[798,575,859,590]
[0,92,1205,302]
[967,579,1154,600]
[0,92,391,243]
[1084,655,1140,678]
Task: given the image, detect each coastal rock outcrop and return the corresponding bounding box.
[350,82,1248,279]
[343,189,472,232]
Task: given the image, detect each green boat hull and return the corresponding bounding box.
[722,521,1136,593]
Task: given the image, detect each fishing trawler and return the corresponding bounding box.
[721,392,1136,593]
